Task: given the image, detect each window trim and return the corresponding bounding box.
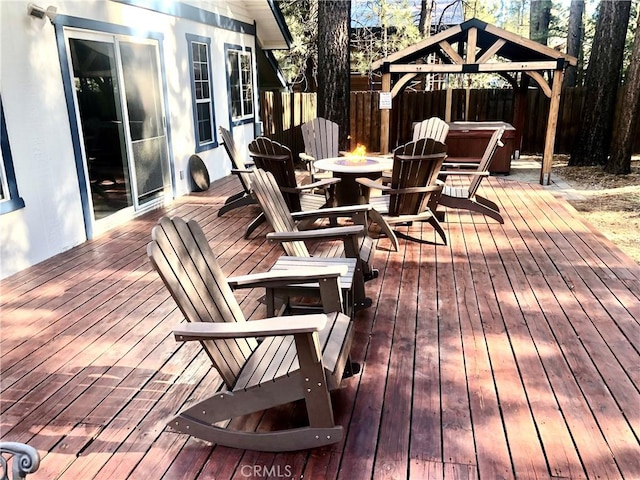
[0,97,25,214]
[225,44,255,127]
[187,34,218,152]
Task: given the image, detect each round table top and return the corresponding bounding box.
[314,156,393,174]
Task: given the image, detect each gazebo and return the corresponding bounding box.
[371,18,577,185]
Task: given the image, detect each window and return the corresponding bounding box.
[0,97,25,214]
[226,46,254,123]
[187,34,217,151]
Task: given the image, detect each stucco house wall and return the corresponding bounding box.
[0,0,287,279]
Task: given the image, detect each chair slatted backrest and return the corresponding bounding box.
[219,126,252,193]
[389,138,447,217]
[147,216,257,387]
[248,137,301,212]
[412,117,449,143]
[301,117,340,160]
[467,127,504,198]
[250,168,311,258]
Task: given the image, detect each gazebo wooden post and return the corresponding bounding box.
[513,74,530,159]
[540,67,564,185]
[380,71,391,153]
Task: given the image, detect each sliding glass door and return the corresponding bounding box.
[67,30,170,230]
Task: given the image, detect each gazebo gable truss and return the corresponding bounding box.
[371,18,577,184]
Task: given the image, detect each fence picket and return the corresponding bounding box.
[260,88,640,155]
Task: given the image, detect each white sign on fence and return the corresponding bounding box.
[379,92,392,109]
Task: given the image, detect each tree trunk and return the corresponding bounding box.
[564,0,584,87]
[606,12,640,174]
[317,0,351,150]
[419,0,433,37]
[569,1,631,166]
[530,0,552,45]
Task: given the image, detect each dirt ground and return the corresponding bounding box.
[551,155,640,265]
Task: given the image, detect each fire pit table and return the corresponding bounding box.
[314,156,393,206]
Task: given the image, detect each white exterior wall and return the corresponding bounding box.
[0,0,262,279]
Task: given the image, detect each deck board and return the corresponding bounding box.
[1,174,639,479]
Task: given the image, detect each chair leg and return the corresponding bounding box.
[171,375,343,451]
[475,194,500,213]
[439,195,504,224]
[224,190,246,205]
[368,208,399,251]
[426,215,448,245]
[218,194,255,217]
[468,199,504,224]
[244,212,266,238]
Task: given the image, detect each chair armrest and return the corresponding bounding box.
[388,185,442,195]
[441,162,480,169]
[267,225,364,243]
[291,204,371,220]
[438,170,490,177]
[295,177,341,191]
[299,152,316,162]
[231,168,253,174]
[227,265,347,289]
[248,152,290,161]
[174,314,327,341]
[357,177,391,191]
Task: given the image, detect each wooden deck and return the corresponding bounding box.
[1,174,639,480]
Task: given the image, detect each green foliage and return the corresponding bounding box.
[351,0,422,74]
[274,0,637,89]
[273,0,318,90]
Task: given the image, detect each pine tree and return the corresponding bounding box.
[606,11,640,174]
[317,0,351,149]
[569,0,631,166]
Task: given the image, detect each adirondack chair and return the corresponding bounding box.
[147,216,356,452]
[436,127,505,224]
[248,137,339,214]
[412,116,449,143]
[380,117,448,185]
[300,117,340,183]
[218,126,255,216]
[357,138,448,245]
[0,442,40,479]
[250,168,397,311]
[217,127,267,238]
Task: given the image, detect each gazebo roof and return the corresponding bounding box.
[371,18,578,185]
[371,18,577,74]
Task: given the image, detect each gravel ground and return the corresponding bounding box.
[508,155,640,265]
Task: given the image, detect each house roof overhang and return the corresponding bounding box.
[256,47,288,90]
[243,0,292,50]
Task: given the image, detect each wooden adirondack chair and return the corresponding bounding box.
[412,117,449,143]
[250,168,397,311]
[218,127,255,216]
[437,127,505,224]
[147,216,356,452]
[248,137,339,214]
[217,127,268,238]
[357,138,448,245]
[300,117,340,183]
[380,117,447,185]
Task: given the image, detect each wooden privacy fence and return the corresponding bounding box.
[260,88,640,157]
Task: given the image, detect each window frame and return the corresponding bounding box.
[186,34,218,152]
[0,97,25,214]
[225,44,255,126]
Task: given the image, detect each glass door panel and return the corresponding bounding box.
[119,42,170,206]
[69,38,133,220]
